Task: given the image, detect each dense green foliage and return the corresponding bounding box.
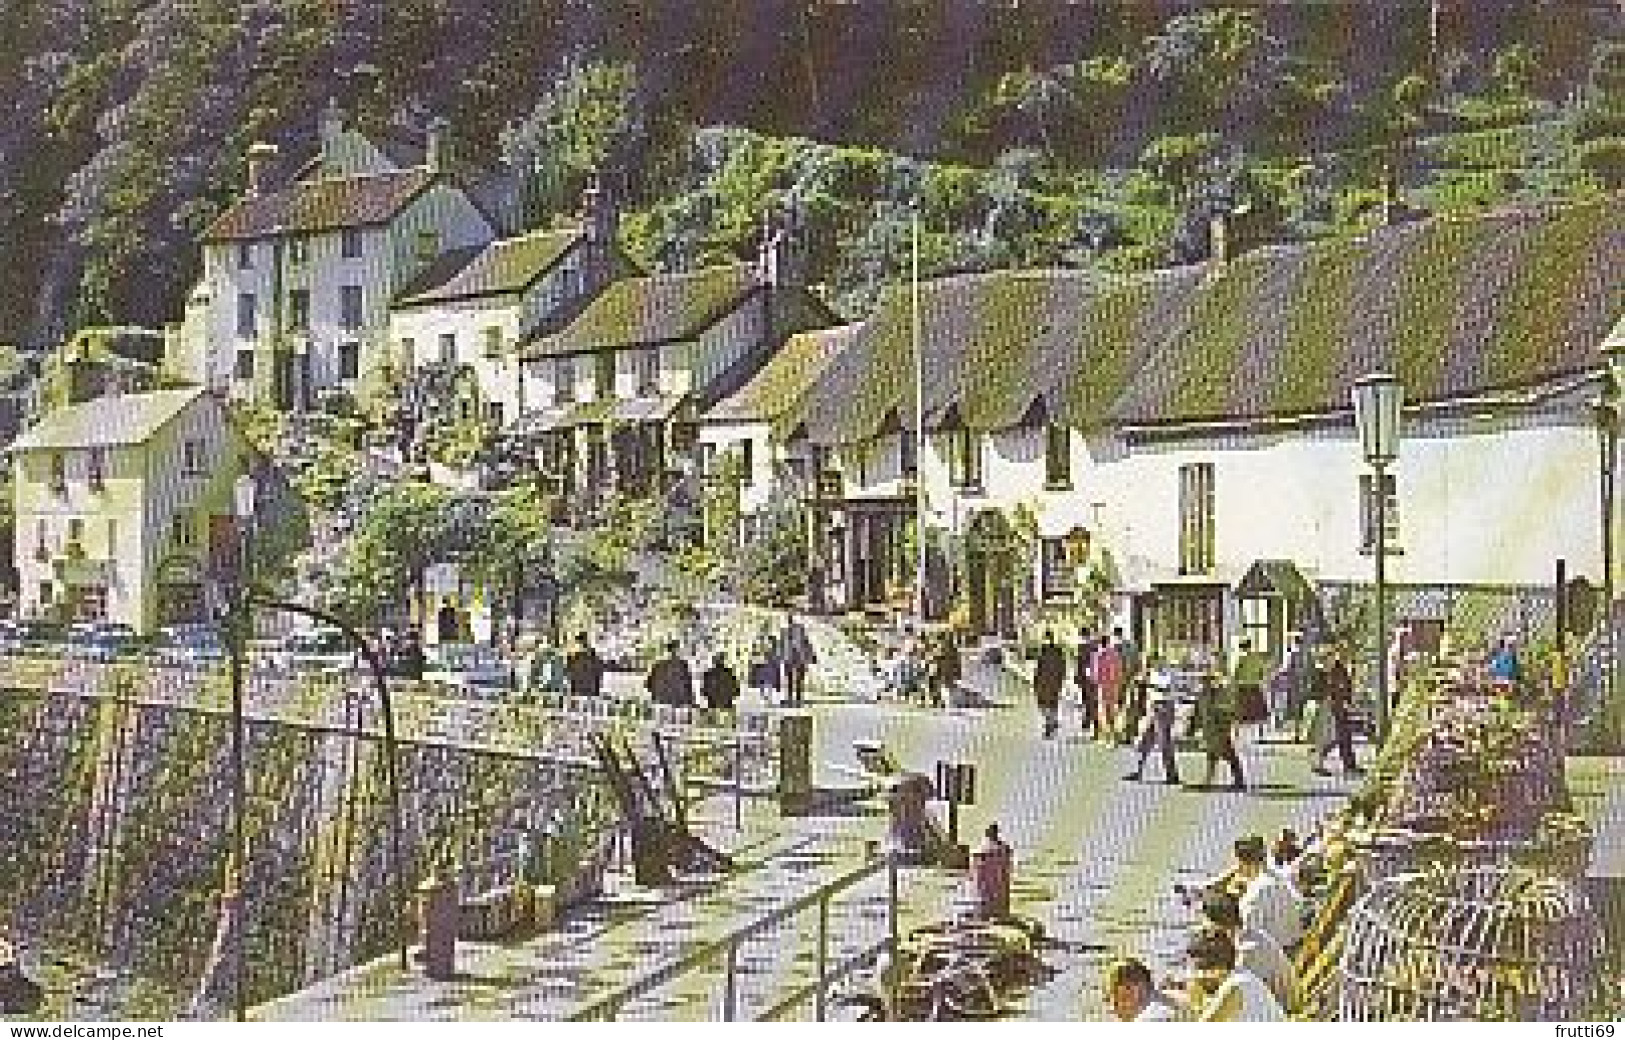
[2,2,1621,351]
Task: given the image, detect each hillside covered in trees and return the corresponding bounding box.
[2,0,1623,348]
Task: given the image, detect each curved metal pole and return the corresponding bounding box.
[250,596,411,972]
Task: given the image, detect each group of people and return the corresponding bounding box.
[519,612,818,713]
[1106,832,1321,1021]
[1026,627,1367,790]
[877,630,963,707]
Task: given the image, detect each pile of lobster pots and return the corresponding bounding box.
[1333,673,1608,1020]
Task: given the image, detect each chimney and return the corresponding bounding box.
[582,174,617,246]
[1208,210,1231,263]
[426,117,449,173]
[319,98,344,160]
[1380,162,1403,226]
[245,142,278,198]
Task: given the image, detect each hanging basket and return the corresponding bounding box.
[1338,865,1607,1021]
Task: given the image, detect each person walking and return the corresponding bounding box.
[701,653,741,713]
[1033,630,1067,739]
[778,612,817,708]
[1230,639,1271,737]
[646,640,696,708]
[1091,635,1126,743]
[527,640,567,695]
[565,632,605,698]
[1282,631,1313,740]
[396,628,426,681]
[1124,660,1182,784]
[1074,629,1099,739]
[1196,671,1245,790]
[748,623,781,702]
[930,633,962,708]
[1311,648,1363,777]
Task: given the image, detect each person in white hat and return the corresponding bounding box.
[1124,657,1182,784]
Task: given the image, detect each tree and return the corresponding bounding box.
[1577,137,1625,189]
[319,479,452,626]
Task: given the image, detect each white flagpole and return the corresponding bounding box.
[912,212,927,625]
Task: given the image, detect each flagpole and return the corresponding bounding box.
[912,212,927,626]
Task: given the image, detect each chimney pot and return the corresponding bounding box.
[426,118,450,173]
[320,98,344,157]
[245,142,279,198]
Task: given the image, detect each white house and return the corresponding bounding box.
[183,106,494,409]
[786,193,1625,662]
[387,187,631,427]
[9,388,262,633]
[697,322,860,517]
[513,248,838,513]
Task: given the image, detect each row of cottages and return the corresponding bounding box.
[764,193,1623,665]
[508,247,838,516]
[6,388,299,634]
[177,104,497,408]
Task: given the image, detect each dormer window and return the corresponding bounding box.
[182,439,207,476]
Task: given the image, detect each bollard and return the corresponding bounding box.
[417,872,458,980]
[969,823,1013,920]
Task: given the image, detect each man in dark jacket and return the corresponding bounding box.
[1311,648,1363,776]
[565,632,605,698]
[646,640,696,707]
[1074,630,1099,739]
[1033,630,1067,739]
[701,653,741,712]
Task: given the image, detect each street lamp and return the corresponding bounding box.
[218,474,413,1022]
[1352,372,1403,747]
[1596,328,1625,753]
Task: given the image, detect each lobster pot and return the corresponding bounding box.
[1338,866,1606,1021]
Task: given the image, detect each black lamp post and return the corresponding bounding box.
[1596,328,1625,753]
[1352,372,1403,746]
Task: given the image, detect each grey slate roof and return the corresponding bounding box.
[394,228,584,306]
[522,265,760,359]
[9,387,206,451]
[202,169,436,241]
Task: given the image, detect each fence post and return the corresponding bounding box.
[723,938,740,1021]
[815,893,830,1022]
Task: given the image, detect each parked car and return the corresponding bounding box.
[3,619,67,656]
[66,622,145,662]
[283,628,355,674]
[153,623,228,667]
[428,663,517,701]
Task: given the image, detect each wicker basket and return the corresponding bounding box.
[1338,865,1607,1021]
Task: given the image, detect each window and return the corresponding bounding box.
[182,439,206,475]
[1041,538,1076,599]
[235,350,255,380]
[900,430,918,478]
[339,285,363,331]
[415,229,439,261]
[288,237,309,266]
[237,241,252,270]
[635,348,659,396]
[1359,472,1401,555]
[85,448,107,491]
[67,518,84,545]
[486,402,505,426]
[438,333,457,365]
[553,356,576,405]
[594,353,615,400]
[237,292,258,338]
[338,342,360,381]
[1178,462,1216,576]
[736,438,754,479]
[105,519,117,556]
[698,442,716,480]
[483,327,503,359]
[341,227,363,259]
[400,337,416,367]
[39,582,53,606]
[49,453,66,495]
[171,509,196,549]
[1045,425,1072,489]
[949,428,983,490]
[34,519,47,557]
[288,288,310,331]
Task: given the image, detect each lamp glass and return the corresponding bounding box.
[1352,372,1403,464]
[233,475,258,520]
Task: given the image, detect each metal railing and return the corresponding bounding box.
[567,852,900,1022]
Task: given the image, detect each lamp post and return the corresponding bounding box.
[1596,330,1625,753]
[226,474,413,1001]
[1352,372,1403,747]
[227,474,256,1022]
